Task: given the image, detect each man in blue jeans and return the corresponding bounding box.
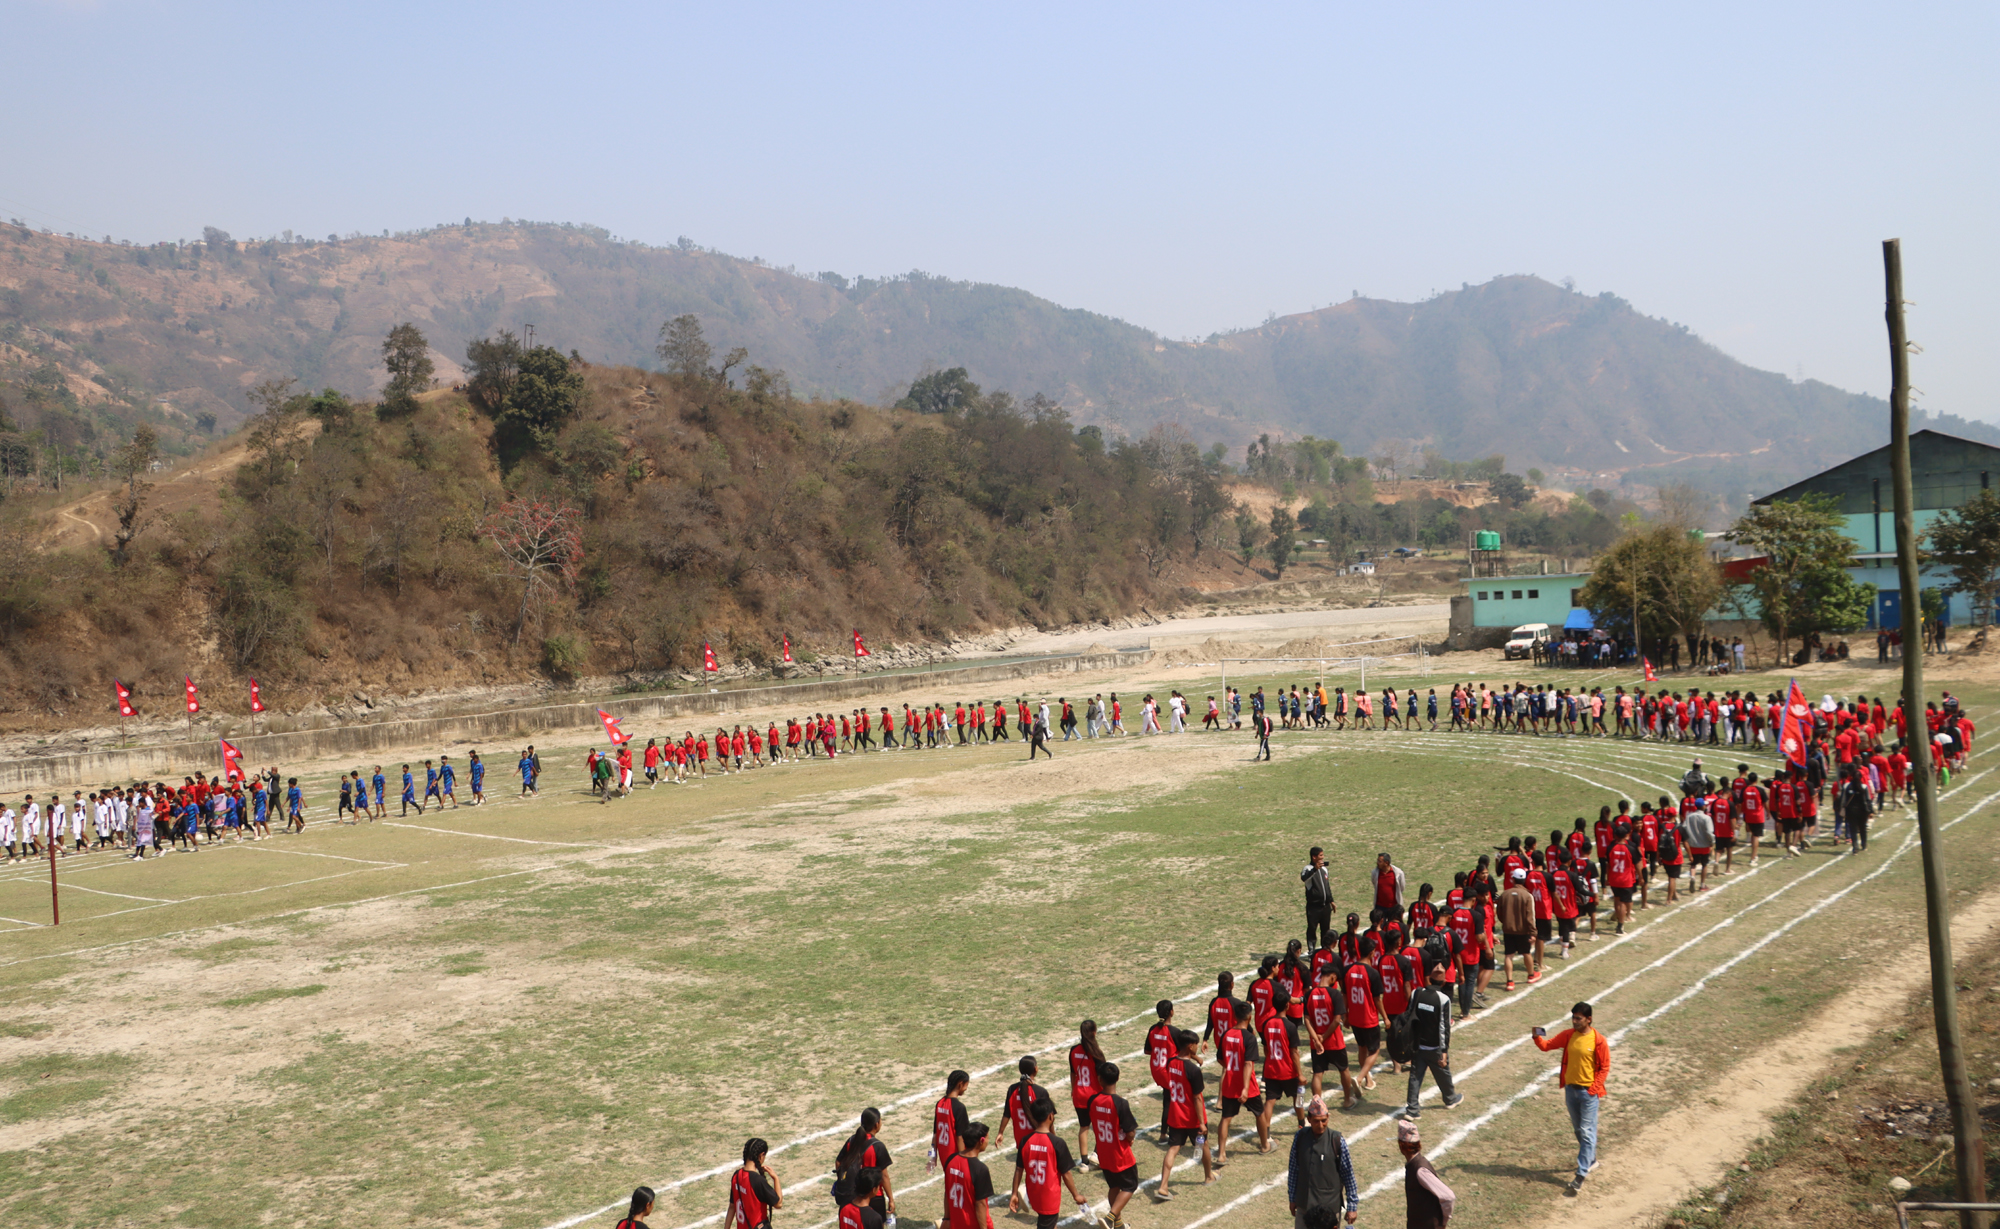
[1530,1002,1610,1195]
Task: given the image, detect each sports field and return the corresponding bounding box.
[0,657,1993,1229]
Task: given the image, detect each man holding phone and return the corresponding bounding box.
[1531,1003,1611,1195]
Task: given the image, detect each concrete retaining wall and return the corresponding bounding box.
[0,650,1153,790]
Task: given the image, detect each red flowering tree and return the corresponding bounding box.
[484,497,584,645]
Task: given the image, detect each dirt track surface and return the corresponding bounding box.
[982,600,1451,656]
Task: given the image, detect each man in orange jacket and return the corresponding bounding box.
[1531,1001,1610,1196]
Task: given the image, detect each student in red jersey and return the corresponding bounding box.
[1011,1099,1087,1227]
[934,1070,972,1174]
[1345,936,1387,1090]
[942,1122,997,1229]
[1740,769,1767,863]
[723,1139,781,1229]
[1217,999,1270,1159]
[1408,882,1438,935]
[1087,1064,1141,1226]
[1656,811,1684,903]
[1247,957,1280,1024]
[840,1168,886,1229]
[1605,822,1638,934]
[1262,986,1308,1126]
[1306,964,1358,1109]
[999,1056,1056,1198]
[1069,1022,1107,1165]
[617,1186,657,1229]
[833,1109,894,1220]
[1280,939,1311,1024]
[1144,1001,1178,1130]
[1155,1030,1214,1201]
[1205,970,1241,1057]
[1310,936,1340,991]
[1547,850,1580,956]
[1525,857,1554,974]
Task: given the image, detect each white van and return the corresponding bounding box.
[1504,623,1552,660]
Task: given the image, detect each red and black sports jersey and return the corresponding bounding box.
[1449,907,1478,963]
[1310,947,1340,985]
[1260,1013,1299,1081]
[1068,1045,1100,1110]
[1248,976,1275,1023]
[1549,870,1577,918]
[1017,1131,1064,1216]
[1606,842,1636,888]
[1378,952,1412,1017]
[1004,1081,1046,1141]
[1305,985,1344,1050]
[1525,871,1552,921]
[1408,900,1437,932]
[728,1169,772,1229]
[1146,1022,1176,1086]
[934,1095,967,1160]
[1638,814,1659,851]
[1089,1093,1138,1173]
[1207,993,1236,1043]
[1343,961,1382,1028]
[942,1154,988,1229]
[1163,1059,1205,1130]
[1278,966,1307,1019]
[1219,1026,1261,1100]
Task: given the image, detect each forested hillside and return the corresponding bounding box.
[8,220,1991,501]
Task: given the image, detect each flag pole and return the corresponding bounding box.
[47,813,59,925]
[1885,237,1986,1228]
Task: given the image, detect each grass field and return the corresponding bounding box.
[0,656,1994,1229]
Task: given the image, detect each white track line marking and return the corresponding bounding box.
[55,883,180,903]
[0,867,551,968]
[379,822,610,847]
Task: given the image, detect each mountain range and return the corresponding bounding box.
[3,219,1994,493]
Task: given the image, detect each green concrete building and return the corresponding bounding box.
[1752,428,2000,629]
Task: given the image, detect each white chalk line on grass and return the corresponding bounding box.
[379,821,612,848]
[1176,780,2000,1229]
[0,866,554,968]
[53,882,180,903]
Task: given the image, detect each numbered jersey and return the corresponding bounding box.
[1090,1092,1137,1172]
[942,1155,984,1229]
[1306,984,1345,1051]
[1146,1022,1176,1085]
[1018,1131,1062,1216]
[1344,961,1381,1029]
[727,1169,770,1229]
[1068,1044,1100,1110]
[933,1096,960,1160]
[1219,1027,1261,1100]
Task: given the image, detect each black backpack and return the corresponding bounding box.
[1385,1005,1415,1064]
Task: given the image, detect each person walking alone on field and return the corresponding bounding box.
[1531,1002,1610,1195]
[1255,709,1276,761]
[1402,963,1464,1119]
[1028,711,1054,761]
[1301,847,1333,948]
[1398,1121,1456,1229]
[1286,1097,1358,1227]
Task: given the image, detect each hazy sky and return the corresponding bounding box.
[7,1,1995,418]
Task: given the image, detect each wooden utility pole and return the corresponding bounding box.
[1885,238,1986,1228]
[47,812,59,925]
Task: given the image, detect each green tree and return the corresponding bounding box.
[464,331,523,417]
[897,367,981,416]
[493,346,587,469]
[1488,472,1530,507]
[1924,488,2000,647]
[656,314,711,379]
[1526,467,1544,486]
[380,323,434,415]
[1726,494,1875,662]
[1267,507,1297,578]
[1235,506,1265,563]
[1576,523,1721,650]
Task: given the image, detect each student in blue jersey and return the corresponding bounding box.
[423,760,442,808]
[518,750,537,797]
[338,774,354,821]
[286,778,305,833]
[439,755,458,808]
[401,764,419,815]
[468,751,485,805]
[371,766,386,820]
[252,782,271,838]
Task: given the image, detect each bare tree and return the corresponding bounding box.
[484,497,584,644]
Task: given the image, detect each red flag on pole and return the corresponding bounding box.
[1778,678,1812,767]
[781,635,794,665]
[114,681,136,718]
[219,737,245,782]
[703,643,720,673]
[597,709,631,746]
[184,676,200,715]
[853,629,871,658]
[249,678,265,714]
[1641,657,1657,683]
